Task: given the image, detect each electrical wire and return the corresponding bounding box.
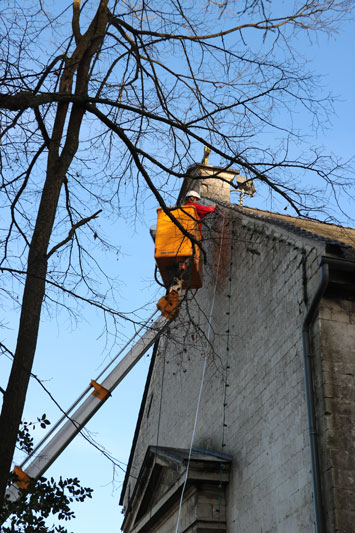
[216,220,235,513]
[154,265,166,288]
[17,310,159,473]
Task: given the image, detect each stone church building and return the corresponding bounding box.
[119,165,355,532]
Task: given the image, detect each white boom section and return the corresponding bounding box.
[6,313,169,502]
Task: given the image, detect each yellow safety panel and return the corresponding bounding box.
[155,206,203,289]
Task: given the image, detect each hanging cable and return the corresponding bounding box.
[221,220,234,448]
[154,265,166,288]
[19,309,160,471]
[216,220,235,513]
[175,212,226,533]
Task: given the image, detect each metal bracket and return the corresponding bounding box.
[90,380,111,400]
[157,278,183,319]
[13,466,31,490]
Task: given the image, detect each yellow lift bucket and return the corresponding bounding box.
[155,206,203,289]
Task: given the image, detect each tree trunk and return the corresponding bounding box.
[0,1,109,507]
[0,163,64,504]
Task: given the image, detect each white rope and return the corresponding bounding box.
[175,212,225,532]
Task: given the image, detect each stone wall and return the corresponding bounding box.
[314,298,355,532]
[122,208,332,532]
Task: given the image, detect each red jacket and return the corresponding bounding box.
[184,201,215,220]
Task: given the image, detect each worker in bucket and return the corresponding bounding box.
[184,190,215,220]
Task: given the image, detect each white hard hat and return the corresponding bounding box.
[186,190,201,199]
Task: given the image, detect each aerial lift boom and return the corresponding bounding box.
[6,312,170,503]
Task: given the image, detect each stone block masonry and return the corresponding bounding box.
[316,299,355,532]
[122,208,355,533]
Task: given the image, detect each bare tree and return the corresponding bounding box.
[0,0,354,507]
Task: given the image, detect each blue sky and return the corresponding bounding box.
[1,6,355,533]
